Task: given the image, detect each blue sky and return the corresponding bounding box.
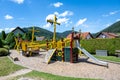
[0,0,120,33]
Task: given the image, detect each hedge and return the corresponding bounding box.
[0,48,9,56]
[80,38,120,56]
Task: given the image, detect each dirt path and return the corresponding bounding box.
[8,50,120,80]
[0,69,32,80]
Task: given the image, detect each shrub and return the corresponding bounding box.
[80,38,120,56]
[1,31,6,40]
[0,48,9,56]
[5,32,14,45]
[0,39,2,48]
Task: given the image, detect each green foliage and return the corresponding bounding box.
[23,31,32,41]
[0,57,24,76]
[94,55,120,62]
[19,70,96,80]
[1,32,15,49]
[0,39,3,48]
[1,31,6,40]
[0,48,9,56]
[81,38,120,56]
[16,33,22,38]
[5,32,14,44]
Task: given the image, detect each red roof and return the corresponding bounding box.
[96,32,119,38]
[66,32,93,39]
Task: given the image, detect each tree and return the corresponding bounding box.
[0,39,3,48]
[1,31,6,40]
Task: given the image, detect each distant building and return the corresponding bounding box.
[36,36,45,41]
[11,26,25,35]
[80,32,93,39]
[66,32,93,39]
[96,32,119,39]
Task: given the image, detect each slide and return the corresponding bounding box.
[75,40,108,66]
[44,49,56,64]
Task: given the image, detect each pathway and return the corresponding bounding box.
[0,69,32,80]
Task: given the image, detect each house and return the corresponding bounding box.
[36,36,45,41]
[96,32,119,39]
[80,32,93,39]
[11,26,25,35]
[66,32,93,39]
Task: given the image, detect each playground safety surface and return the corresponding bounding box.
[9,50,120,80]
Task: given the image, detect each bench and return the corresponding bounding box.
[96,50,108,56]
[115,50,120,57]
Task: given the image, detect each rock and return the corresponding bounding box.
[14,57,19,61]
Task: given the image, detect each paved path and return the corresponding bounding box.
[0,69,32,80]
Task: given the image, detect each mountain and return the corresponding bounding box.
[93,21,120,37]
[56,30,73,38]
[23,27,53,39]
[22,26,73,40]
[100,21,120,33]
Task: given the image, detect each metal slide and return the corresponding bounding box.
[75,40,108,66]
[44,49,56,64]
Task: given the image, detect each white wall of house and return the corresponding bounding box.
[98,34,106,38]
[86,34,92,39]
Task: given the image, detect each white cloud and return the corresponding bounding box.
[0,28,15,32]
[102,10,119,17]
[75,18,87,27]
[109,11,118,15]
[43,23,51,28]
[0,29,3,32]
[53,2,63,8]
[57,18,69,24]
[46,11,73,20]
[5,28,9,31]
[11,0,24,4]
[46,14,54,20]
[4,14,13,20]
[44,11,73,28]
[116,19,120,21]
[9,28,15,31]
[103,23,112,28]
[59,11,73,17]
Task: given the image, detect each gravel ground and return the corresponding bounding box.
[9,50,120,80]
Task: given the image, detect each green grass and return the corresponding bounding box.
[12,70,98,80]
[0,57,24,76]
[94,55,120,62]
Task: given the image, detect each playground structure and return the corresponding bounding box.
[14,27,46,56]
[45,15,108,66]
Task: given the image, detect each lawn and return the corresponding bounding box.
[0,56,24,76]
[12,70,98,80]
[0,56,99,80]
[94,55,120,62]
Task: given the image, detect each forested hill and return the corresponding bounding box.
[23,27,53,39]
[100,21,120,33]
[23,26,73,39]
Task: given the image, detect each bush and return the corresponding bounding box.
[80,38,120,56]
[5,32,14,45]
[1,31,6,40]
[0,48,9,56]
[0,39,3,48]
